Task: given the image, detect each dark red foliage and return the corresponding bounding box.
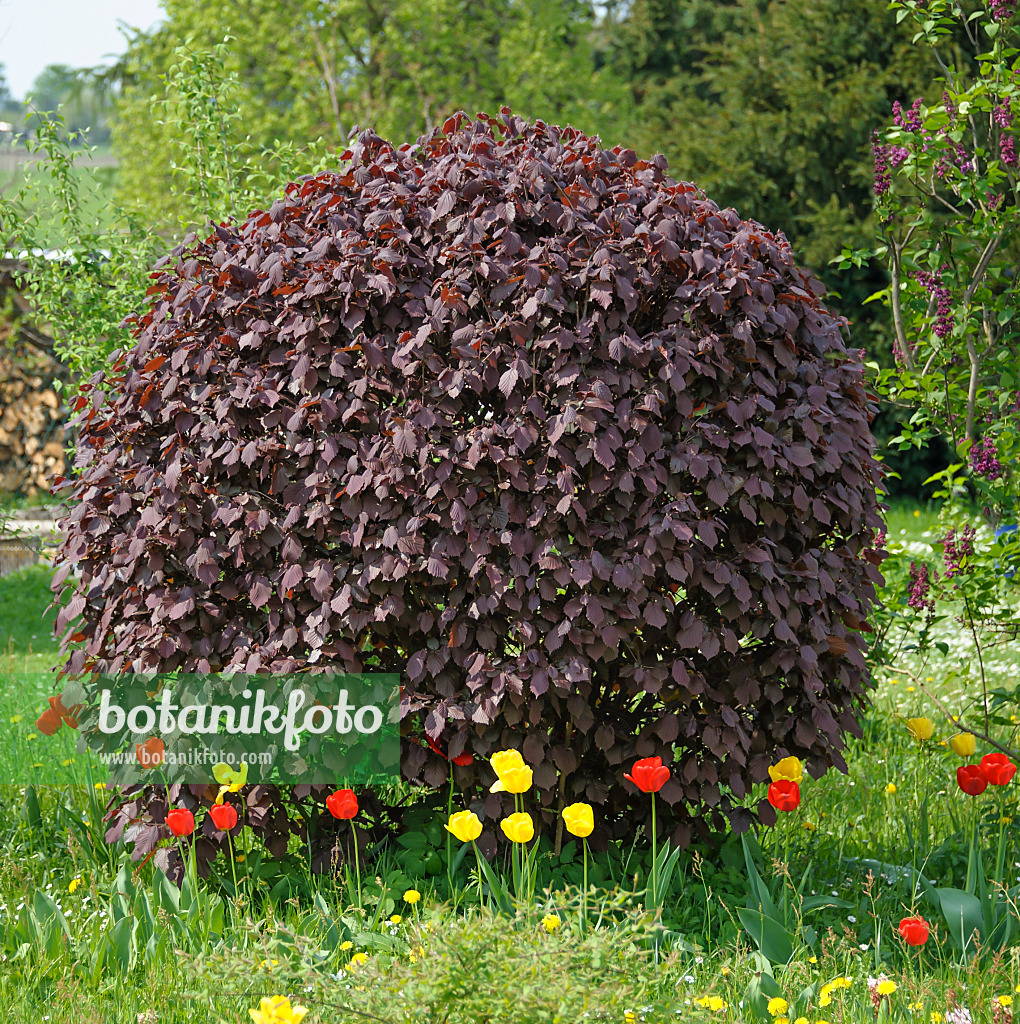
[55,110,884,854]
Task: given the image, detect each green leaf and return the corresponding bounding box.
[936,887,984,953]
[737,907,796,963]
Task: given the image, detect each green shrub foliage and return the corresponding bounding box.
[55,112,885,854]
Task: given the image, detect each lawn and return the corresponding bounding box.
[1,505,1019,1022]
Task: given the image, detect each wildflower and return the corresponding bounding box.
[768,997,789,1017]
[801,820,816,831]
[996,996,1013,1008]
[834,977,852,990]
[624,756,671,793]
[885,783,897,795]
[794,1018,808,1024]
[769,757,803,784]
[68,877,81,893]
[165,808,195,838]
[542,914,561,933]
[905,717,934,742]
[259,959,278,970]
[768,779,800,812]
[445,810,483,843]
[489,750,525,777]
[489,763,533,794]
[695,996,727,1012]
[898,915,930,946]
[500,812,535,844]
[209,803,239,831]
[980,753,1017,786]
[326,788,359,819]
[878,980,897,996]
[389,915,402,925]
[909,1003,924,1013]
[809,956,817,964]
[345,951,369,971]
[945,1009,971,1024]
[950,733,976,757]
[248,996,308,1024]
[340,941,353,951]
[562,802,594,838]
[914,510,921,517]
[957,764,989,796]
[403,889,421,905]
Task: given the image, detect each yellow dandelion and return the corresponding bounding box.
[768,997,789,1017]
[877,980,896,996]
[542,914,561,933]
[885,782,896,795]
[997,996,1013,1008]
[68,877,81,893]
[389,914,402,925]
[403,889,421,905]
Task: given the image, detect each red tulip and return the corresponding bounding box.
[209,803,239,831]
[624,756,671,794]
[49,694,82,729]
[957,764,988,796]
[898,915,930,946]
[165,808,195,837]
[326,788,359,819]
[767,779,801,812]
[35,707,63,736]
[979,753,1017,786]
[425,735,474,767]
[135,736,166,769]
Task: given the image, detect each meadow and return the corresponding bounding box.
[1,502,1019,1023]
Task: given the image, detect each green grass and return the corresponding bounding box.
[1,517,1020,1020]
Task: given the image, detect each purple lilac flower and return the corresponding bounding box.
[912,267,954,339]
[994,99,1013,128]
[908,561,936,610]
[954,144,975,173]
[1001,135,1017,167]
[943,525,977,578]
[893,98,924,133]
[970,436,1005,481]
[991,0,1016,20]
[987,190,1004,210]
[943,90,957,123]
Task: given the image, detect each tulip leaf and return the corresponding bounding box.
[936,887,984,954]
[736,907,795,964]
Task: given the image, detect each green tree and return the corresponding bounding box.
[111,0,624,223]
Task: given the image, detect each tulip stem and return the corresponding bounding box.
[351,821,362,910]
[581,838,588,937]
[651,792,658,909]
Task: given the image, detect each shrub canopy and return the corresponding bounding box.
[56,110,885,850]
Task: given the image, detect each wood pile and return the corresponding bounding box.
[0,259,68,497]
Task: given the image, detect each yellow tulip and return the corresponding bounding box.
[950,732,976,756]
[561,802,594,838]
[489,763,533,794]
[905,717,934,742]
[249,996,308,1024]
[213,761,248,804]
[490,749,525,777]
[500,812,535,844]
[445,809,483,843]
[768,756,803,784]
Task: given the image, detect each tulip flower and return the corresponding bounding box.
[949,732,976,757]
[136,737,165,769]
[213,761,248,803]
[445,809,483,843]
[768,756,803,784]
[905,717,935,742]
[249,995,308,1024]
[209,802,238,831]
[425,734,473,766]
[768,779,801,812]
[489,763,533,794]
[957,764,988,796]
[48,694,81,729]
[980,753,1017,786]
[500,812,535,844]
[624,756,671,793]
[35,707,62,736]
[561,802,594,838]
[562,802,594,934]
[166,808,195,837]
[326,788,359,819]
[490,749,525,776]
[898,915,930,946]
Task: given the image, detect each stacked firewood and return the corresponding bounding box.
[0,342,67,495]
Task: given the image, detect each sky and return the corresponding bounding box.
[0,0,164,99]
